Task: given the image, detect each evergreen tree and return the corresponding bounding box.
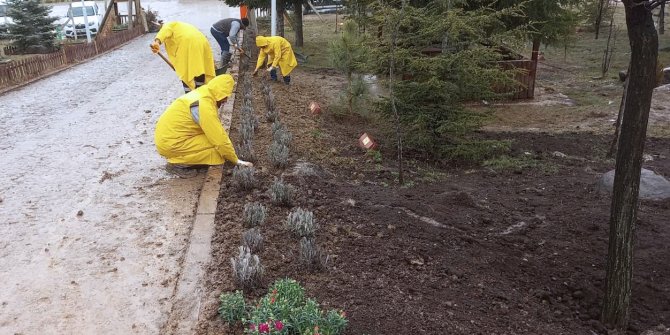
[368,2,524,159]
[328,20,369,115]
[6,0,58,52]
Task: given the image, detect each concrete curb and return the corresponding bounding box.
[0,33,147,96]
[164,41,241,335]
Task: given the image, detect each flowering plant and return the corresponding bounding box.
[219,279,347,335]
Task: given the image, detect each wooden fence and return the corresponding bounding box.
[495,59,535,100]
[0,25,144,91]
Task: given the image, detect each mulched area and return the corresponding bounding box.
[196,65,670,334]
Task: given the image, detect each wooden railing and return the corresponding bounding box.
[0,25,144,91]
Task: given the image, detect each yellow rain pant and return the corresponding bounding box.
[155,74,239,165]
[255,36,298,76]
[155,21,216,90]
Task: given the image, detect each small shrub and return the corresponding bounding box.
[265,90,275,111]
[218,278,348,335]
[273,127,292,148]
[265,106,279,122]
[232,166,256,190]
[230,245,264,289]
[243,202,267,228]
[242,228,264,252]
[237,139,256,162]
[218,291,247,323]
[269,178,295,207]
[260,80,270,95]
[271,120,285,135]
[268,142,289,168]
[286,208,318,237]
[299,237,330,271]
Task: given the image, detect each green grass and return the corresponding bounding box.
[483,155,558,174]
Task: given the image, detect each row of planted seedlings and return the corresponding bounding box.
[220,45,347,335]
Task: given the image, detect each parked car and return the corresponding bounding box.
[63,1,102,39]
[0,0,13,35]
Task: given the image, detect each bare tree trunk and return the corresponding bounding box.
[529,38,540,98]
[389,2,405,185]
[660,2,666,34]
[601,0,658,329]
[602,7,618,77]
[277,0,285,37]
[607,76,628,158]
[595,0,608,39]
[293,0,304,46]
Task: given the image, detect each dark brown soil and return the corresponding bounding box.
[196,66,670,335]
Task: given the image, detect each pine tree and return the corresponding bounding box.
[6,0,58,53]
[328,20,369,115]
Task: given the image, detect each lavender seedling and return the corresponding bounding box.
[299,237,330,271]
[242,228,264,253]
[286,207,318,237]
[230,246,264,289]
[268,142,289,168]
[243,202,267,228]
[269,178,295,207]
[232,166,256,190]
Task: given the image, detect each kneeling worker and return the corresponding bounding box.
[155,74,253,177]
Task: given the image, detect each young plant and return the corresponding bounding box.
[217,278,348,335]
[268,142,289,168]
[299,237,330,271]
[265,106,279,123]
[268,178,295,207]
[265,90,275,112]
[242,227,264,253]
[243,202,267,228]
[219,290,247,324]
[230,245,264,289]
[273,127,293,148]
[286,208,318,237]
[237,138,256,162]
[271,120,285,135]
[232,166,256,190]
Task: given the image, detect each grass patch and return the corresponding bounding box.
[483,155,558,174]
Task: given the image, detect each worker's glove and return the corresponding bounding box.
[267,66,275,72]
[237,159,254,167]
[150,40,160,54]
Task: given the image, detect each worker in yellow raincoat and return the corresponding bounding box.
[252,35,297,85]
[155,74,253,177]
[150,21,216,93]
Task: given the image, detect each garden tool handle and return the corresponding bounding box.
[235,46,251,59]
[156,51,175,71]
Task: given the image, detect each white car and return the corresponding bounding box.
[63,1,101,39]
[0,0,13,34]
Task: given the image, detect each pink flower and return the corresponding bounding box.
[274,320,284,331]
[259,322,270,333]
[249,324,256,331]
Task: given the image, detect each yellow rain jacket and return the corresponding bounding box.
[154,74,239,166]
[155,21,216,90]
[255,36,298,76]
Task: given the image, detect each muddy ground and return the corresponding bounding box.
[196,62,670,335]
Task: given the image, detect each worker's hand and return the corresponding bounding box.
[252,68,258,76]
[267,66,275,72]
[238,47,245,55]
[237,159,254,167]
[150,40,160,54]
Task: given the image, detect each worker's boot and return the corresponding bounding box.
[221,51,232,67]
[165,163,198,178]
[283,76,291,85]
[270,68,278,81]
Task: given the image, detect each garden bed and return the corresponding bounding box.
[195,63,670,334]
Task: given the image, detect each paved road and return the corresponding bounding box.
[0,1,238,333]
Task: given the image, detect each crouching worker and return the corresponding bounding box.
[150,21,216,93]
[252,35,297,85]
[155,74,253,178]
